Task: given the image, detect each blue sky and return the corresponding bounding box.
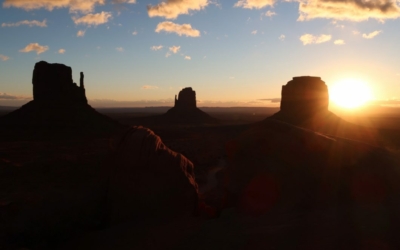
[1,0,399,107]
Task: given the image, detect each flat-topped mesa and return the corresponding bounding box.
[32,61,87,104]
[174,87,196,109]
[280,76,329,116]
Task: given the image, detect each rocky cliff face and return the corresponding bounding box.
[280,76,329,116]
[32,61,87,104]
[174,87,196,109]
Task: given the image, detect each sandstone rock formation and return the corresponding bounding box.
[107,126,199,225]
[280,76,328,116]
[164,87,218,124]
[0,61,120,137]
[33,61,87,104]
[269,76,379,144]
[175,87,196,109]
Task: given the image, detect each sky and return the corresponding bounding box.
[0,0,400,107]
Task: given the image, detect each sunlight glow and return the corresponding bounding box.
[330,79,373,109]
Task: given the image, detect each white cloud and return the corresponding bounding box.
[132,31,137,35]
[1,19,47,27]
[300,34,331,45]
[155,21,200,37]
[265,10,276,17]
[169,45,180,53]
[279,34,285,41]
[112,0,136,4]
[334,39,345,45]
[234,0,275,9]
[298,0,400,22]
[72,11,112,26]
[116,47,124,52]
[352,30,360,35]
[184,55,191,60]
[165,52,171,57]
[77,30,85,37]
[151,45,163,51]
[0,54,10,61]
[3,0,105,13]
[19,43,49,54]
[251,30,257,35]
[141,85,158,89]
[362,30,382,39]
[58,48,66,54]
[147,0,209,19]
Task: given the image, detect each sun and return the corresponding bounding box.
[330,79,373,109]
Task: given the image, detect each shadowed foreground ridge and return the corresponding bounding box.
[0,61,121,137]
[163,87,218,124]
[269,76,379,144]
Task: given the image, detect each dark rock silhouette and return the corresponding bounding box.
[0,61,120,137]
[32,61,87,104]
[280,76,328,116]
[175,87,196,109]
[163,87,218,124]
[269,76,379,144]
[107,126,199,225]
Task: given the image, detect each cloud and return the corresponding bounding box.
[116,47,124,52]
[155,21,200,37]
[2,19,47,27]
[352,30,360,35]
[165,52,171,57]
[298,0,400,22]
[259,98,281,103]
[234,0,275,9]
[362,30,382,39]
[77,30,85,37]
[132,31,137,35]
[334,39,345,45]
[3,0,105,13]
[151,45,163,51]
[169,45,180,53]
[279,34,285,41]
[58,49,66,54]
[300,34,331,45]
[0,54,10,61]
[265,10,276,17]
[0,92,31,100]
[184,55,191,60]
[19,43,49,54]
[112,0,136,3]
[147,0,209,19]
[251,30,257,35]
[72,11,112,26]
[141,85,159,90]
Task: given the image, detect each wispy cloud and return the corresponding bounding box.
[141,85,159,90]
[334,39,345,45]
[234,0,275,9]
[151,45,163,51]
[298,0,400,22]
[19,43,49,54]
[72,11,112,26]
[184,55,191,60]
[77,30,85,37]
[112,0,136,4]
[300,34,331,45]
[251,30,257,35]
[0,92,30,100]
[2,19,47,27]
[3,0,106,13]
[155,21,200,37]
[362,30,382,39]
[147,0,209,19]
[132,31,137,35]
[116,47,124,52]
[279,34,285,41]
[169,45,181,53]
[265,10,276,17]
[0,54,10,61]
[58,49,66,54]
